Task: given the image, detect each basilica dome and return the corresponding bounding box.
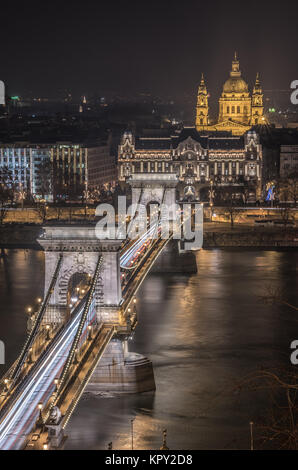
[223,77,248,94]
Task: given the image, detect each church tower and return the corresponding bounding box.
[195,74,209,130]
[218,52,251,127]
[251,73,265,125]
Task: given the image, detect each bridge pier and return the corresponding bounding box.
[86,338,155,394]
[152,239,198,273]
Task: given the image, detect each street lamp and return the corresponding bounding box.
[46,324,50,341]
[4,378,9,393]
[19,183,25,210]
[160,428,169,450]
[249,421,254,450]
[131,418,135,450]
[87,325,92,341]
[37,403,44,429]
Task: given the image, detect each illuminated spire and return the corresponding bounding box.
[196,73,209,129]
[253,72,262,93]
[231,52,241,77]
[198,73,207,92]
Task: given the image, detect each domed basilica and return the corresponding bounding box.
[196,54,266,135]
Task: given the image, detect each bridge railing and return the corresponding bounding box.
[8,254,63,383]
[50,254,103,412]
[0,293,89,423]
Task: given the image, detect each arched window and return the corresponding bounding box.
[227,106,230,113]
[232,106,235,114]
[237,106,240,113]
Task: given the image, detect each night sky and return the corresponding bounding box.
[1,0,298,100]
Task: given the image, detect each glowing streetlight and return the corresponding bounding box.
[131,418,135,450]
[46,324,50,340]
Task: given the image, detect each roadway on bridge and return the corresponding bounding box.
[0,303,85,450]
[120,221,159,269]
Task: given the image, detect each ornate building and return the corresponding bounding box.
[118,128,263,201]
[196,54,266,136]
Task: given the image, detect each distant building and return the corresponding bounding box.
[257,127,298,184]
[280,145,298,177]
[196,54,266,136]
[118,127,262,201]
[51,137,116,192]
[0,144,51,197]
[0,136,117,200]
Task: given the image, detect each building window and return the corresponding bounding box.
[237,106,240,113]
[232,106,235,114]
[227,106,230,114]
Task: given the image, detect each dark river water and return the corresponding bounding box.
[0,248,297,450]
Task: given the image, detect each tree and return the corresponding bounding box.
[35,201,47,223]
[220,186,241,228]
[0,167,16,224]
[278,206,294,228]
[236,286,298,450]
[35,160,52,199]
[284,172,298,207]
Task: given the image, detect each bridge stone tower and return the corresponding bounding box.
[38,225,123,324]
[129,173,179,220]
[38,223,156,395]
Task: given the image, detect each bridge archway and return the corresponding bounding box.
[66,271,91,314]
[38,226,123,325]
[128,173,179,221]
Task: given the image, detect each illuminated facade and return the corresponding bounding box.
[0,139,117,200]
[118,128,263,200]
[196,54,266,136]
[0,144,51,196]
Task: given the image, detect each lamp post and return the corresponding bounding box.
[160,429,169,450]
[83,181,89,219]
[249,421,254,450]
[45,324,51,341]
[37,403,44,430]
[19,183,25,210]
[131,418,135,450]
